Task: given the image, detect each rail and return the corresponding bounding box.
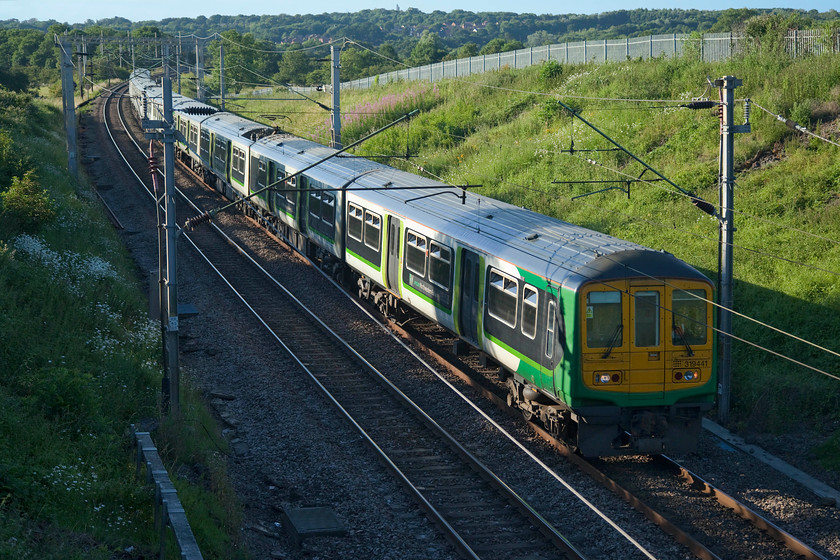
[131,425,203,560]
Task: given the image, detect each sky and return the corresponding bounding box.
[0,0,836,24]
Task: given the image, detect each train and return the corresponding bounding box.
[129,69,716,457]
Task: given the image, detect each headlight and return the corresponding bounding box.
[594,372,622,384]
[673,370,701,382]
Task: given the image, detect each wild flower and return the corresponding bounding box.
[12,234,120,295]
[330,83,441,132]
[44,461,97,496]
[87,307,159,357]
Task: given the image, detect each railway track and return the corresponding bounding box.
[94,81,837,559]
[99,82,647,559]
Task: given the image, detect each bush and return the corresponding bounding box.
[539,60,563,84]
[0,170,55,231]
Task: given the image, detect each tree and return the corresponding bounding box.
[378,42,400,63]
[709,8,759,32]
[274,47,314,85]
[409,30,446,66]
[480,37,506,55]
[526,30,555,47]
[443,42,478,61]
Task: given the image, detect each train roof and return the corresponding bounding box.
[201,112,274,141]
[130,72,217,120]
[360,178,706,290]
[128,69,710,291]
[251,133,388,191]
[251,133,708,290]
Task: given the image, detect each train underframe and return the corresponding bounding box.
[505,373,711,456]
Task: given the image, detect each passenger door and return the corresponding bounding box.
[459,249,481,343]
[251,155,266,208]
[386,216,401,293]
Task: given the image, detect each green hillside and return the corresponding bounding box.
[236,42,840,462]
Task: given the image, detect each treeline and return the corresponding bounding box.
[6,7,840,48]
[2,8,839,91]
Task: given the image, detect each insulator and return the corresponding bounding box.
[684,100,718,110]
[182,107,217,116]
[690,195,717,216]
[184,212,213,230]
[743,99,751,125]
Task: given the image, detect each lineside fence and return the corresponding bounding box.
[132,425,203,559]
[307,29,840,92]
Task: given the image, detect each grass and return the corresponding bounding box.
[0,89,246,558]
[232,48,840,464]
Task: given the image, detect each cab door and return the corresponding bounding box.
[629,285,666,399]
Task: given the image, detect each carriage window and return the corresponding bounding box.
[546,300,557,358]
[672,289,708,346]
[364,211,381,250]
[586,291,622,348]
[405,231,427,276]
[488,269,517,328]
[634,291,660,347]
[522,285,538,339]
[429,242,451,291]
[257,160,267,188]
[238,148,247,173]
[213,136,227,167]
[309,191,321,221]
[200,129,211,159]
[320,192,334,224]
[348,203,363,241]
[231,146,246,183]
[280,173,295,204]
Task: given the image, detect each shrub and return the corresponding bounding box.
[0,170,55,231]
[539,60,563,84]
[0,130,29,191]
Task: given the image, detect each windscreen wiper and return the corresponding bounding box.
[601,324,623,359]
[672,319,694,357]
